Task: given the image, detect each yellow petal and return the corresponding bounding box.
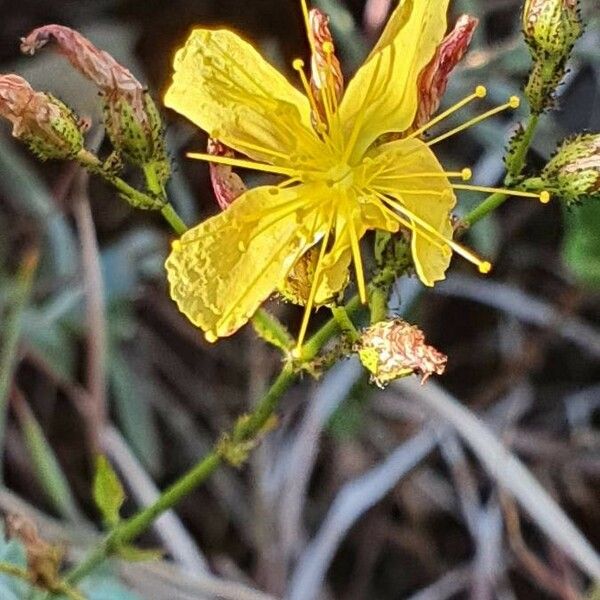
[166,184,325,341]
[164,29,320,166]
[339,0,450,161]
[369,138,455,286]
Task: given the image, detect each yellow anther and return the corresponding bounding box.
[461,168,473,181]
[475,85,487,98]
[293,58,305,71]
[322,41,334,54]
[479,261,492,275]
[539,191,551,204]
[509,96,521,109]
[172,240,182,252]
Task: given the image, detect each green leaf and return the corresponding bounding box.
[19,405,83,523]
[115,544,163,562]
[562,199,600,289]
[93,456,125,528]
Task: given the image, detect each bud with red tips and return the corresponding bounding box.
[21,25,170,189]
[207,138,247,210]
[308,9,344,126]
[413,14,478,131]
[356,319,447,387]
[0,74,84,160]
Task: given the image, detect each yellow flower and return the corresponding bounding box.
[164,0,547,346]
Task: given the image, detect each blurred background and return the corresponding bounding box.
[0,1,599,598]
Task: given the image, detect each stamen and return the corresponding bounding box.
[371,189,492,274]
[427,96,521,147]
[300,0,317,55]
[225,136,290,161]
[376,169,472,182]
[278,177,302,188]
[374,187,445,197]
[408,86,487,140]
[348,213,368,304]
[296,210,336,350]
[452,183,550,203]
[293,58,321,120]
[187,152,299,178]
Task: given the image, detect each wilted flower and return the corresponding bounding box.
[21,25,169,185]
[164,0,549,346]
[0,74,84,160]
[540,134,600,205]
[5,514,64,589]
[356,319,447,386]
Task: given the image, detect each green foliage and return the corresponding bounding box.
[93,456,126,528]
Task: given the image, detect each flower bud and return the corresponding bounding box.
[21,26,170,184]
[308,9,344,128]
[413,15,478,131]
[522,0,582,58]
[0,74,84,160]
[541,134,600,205]
[522,0,582,113]
[207,138,247,210]
[355,319,447,387]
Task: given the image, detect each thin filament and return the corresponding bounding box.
[375,169,472,182]
[300,0,317,55]
[427,96,521,147]
[452,184,551,203]
[296,211,336,349]
[187,152,299,178]
[372,189,491,273]
[407,86,487,140]
[224,136,290,161]
[348,213,367,303]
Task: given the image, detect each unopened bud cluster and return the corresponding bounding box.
[1,25,172,210]
[522,0,582,113]
[540,134,600,205]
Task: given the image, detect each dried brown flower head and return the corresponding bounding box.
[5,514,64,589]
[356,319,447,387]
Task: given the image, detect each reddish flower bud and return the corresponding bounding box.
[0,74,84,160]
[413,15,478,131]
[308,9,344,126]
[207,138,247,210]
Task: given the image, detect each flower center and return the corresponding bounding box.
[324,162,353,189]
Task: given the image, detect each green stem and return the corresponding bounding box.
[369,285,390,325]
[160,203,188,236]
[0,249,38,483]
[507,113,540,182]
[462,192,508,227]
[62,180,505,586]
[330,306,360,343]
